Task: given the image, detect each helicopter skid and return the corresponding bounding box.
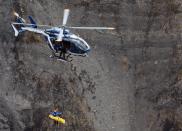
[67,51,88,57]
[56,58,68,62]
[50,52,73,62]
[57,57,73,62]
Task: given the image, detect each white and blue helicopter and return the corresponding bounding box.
[11,9,115,62]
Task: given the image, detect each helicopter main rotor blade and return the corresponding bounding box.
[62,9,70,26]
[67,27,115,30]
[11,22,53,27]
[56,9,70,41]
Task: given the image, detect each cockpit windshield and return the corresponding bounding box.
[72,38,87,50]
[63,34,90,54]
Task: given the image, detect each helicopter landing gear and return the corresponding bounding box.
[58,47,73,62]
[58,53,72,62]
[50,51,72,62]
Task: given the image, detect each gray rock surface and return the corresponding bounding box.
[0,0,182,131]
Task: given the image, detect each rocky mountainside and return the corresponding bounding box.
[0,0,182,131]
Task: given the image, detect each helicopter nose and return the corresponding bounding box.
[87,48,91,52]
[85,47,91,53]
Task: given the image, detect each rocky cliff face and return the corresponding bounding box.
[0,0,182,131]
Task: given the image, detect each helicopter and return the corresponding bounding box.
[11,9,115,62]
